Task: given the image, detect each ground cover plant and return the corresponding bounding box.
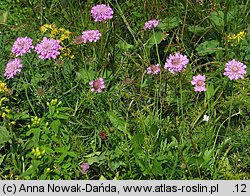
[0,0,249,180]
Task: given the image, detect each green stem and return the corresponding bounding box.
[152,29,161,65]
[227,81,234,130]
[114,0,137,44]
[22,77,37,116]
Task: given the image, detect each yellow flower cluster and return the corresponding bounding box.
[0,97,9,119]
[32,147,45,158]
[59,47,75,59]
[0,97,15,125]
[0,81,8,94]
[1,107,10,119]
[31,116,41,126]
[47,98,62,107]
[40,24,74,59]
[0,97,7,106]
[227,31,246,44]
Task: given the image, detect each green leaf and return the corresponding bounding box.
[0,11,8,24]
[50,120,61,133]
[63,60,74,79]
[196,40,221,56]
[107,111,131,139]
[158,16,181,31]
[67,151,77,158]
[99,175,107,180]
[0,126,10,145]
[57,153,67,164]
[188,25,207,35]
[32,128,41,145]
[75,68,95,83]
[152,158,163,177]
[209,11,224,28]
[84,151,102,158]
[48,105,56,117]
[116,40,134,50]
[146,32,167,48]
[0,154,6,166]
[206,83,220,101]
[87,156,99,165]
[20,160,41,178]
[203,149,213,164]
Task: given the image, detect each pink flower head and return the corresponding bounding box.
[91,4,114,22]
[35,37,61,60]
[223,59,247,80]
[81,162,89,174]
[147,64,160,75]
[4,58,23,79]
[89,77,105,93]
[191,74,207,92]
[164,52,189,74]
[82,30,101,43]
[11,37,34,56]
[144,19,159,30]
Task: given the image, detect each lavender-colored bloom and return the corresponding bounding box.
[4,58,23,79]
[82,30,101,43]
[11,37,34,56]
[35,37,61,60]
[223,59,247,80]
[89,77,105,93]
[144,19,159,30]
[147,64,160,75]
[191,74,207,92]
[91,4,114,22]
[81,162,89,174]
[164,52,189,74]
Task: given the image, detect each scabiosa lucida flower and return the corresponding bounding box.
[35,37,61,60]
[191,74,207,92]
[164,52,189,74]
[89,77,105,93]
[143,19,159,30]
[81,162,90,175]
[147,64,160,75]
[223,59,247,80]
[81,30,101,43]
[4,58,23,79]
[91,4,114,22]
[11,37,34,56]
